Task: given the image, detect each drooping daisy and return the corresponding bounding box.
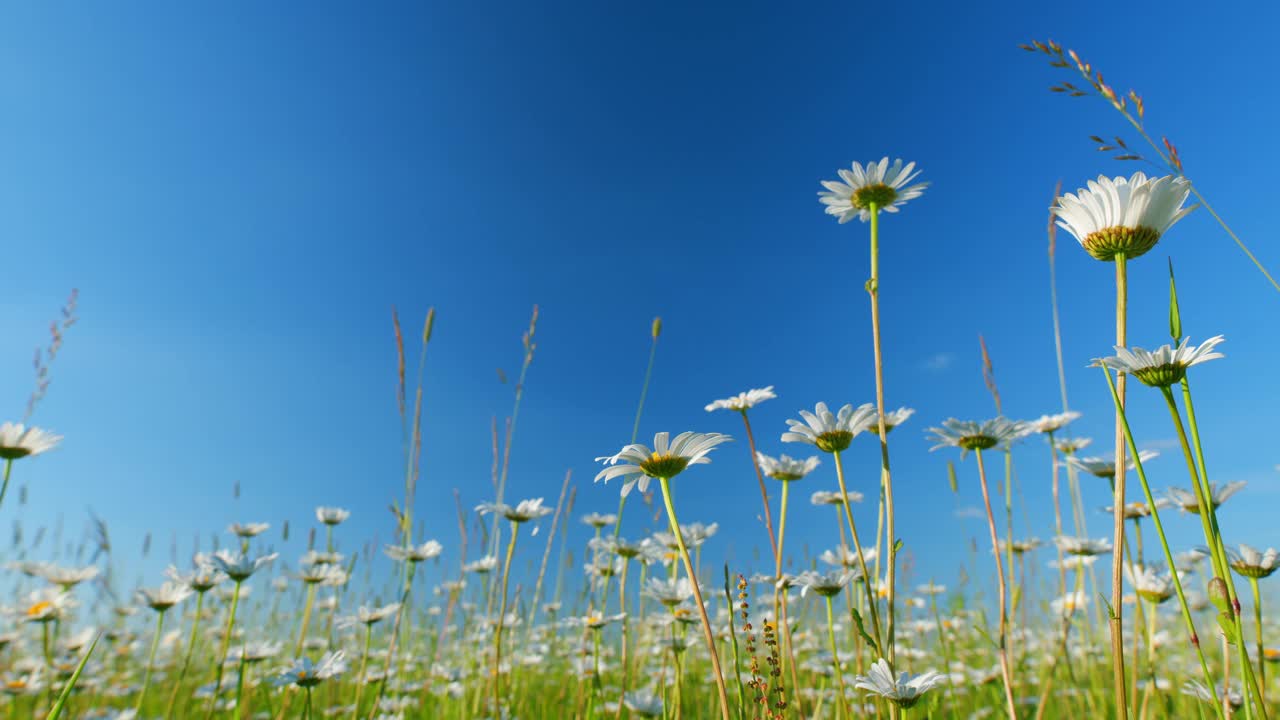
[476,497,554,523]
[315,507,350,526]
[1066,451,1159,478]
[1092,336,1225,387]
[819,158,928,223]
[704,386,776,413]
[926,417,1029,453]
[1225,544,1280,579]
[594,431,732,498]
[755,453,820,482]
[1027,411,1082,435]
[1053,536,1114,556]
[0,423,61,460]
[1167,481,1247,515]
[1052,172,1195,261]
[852,658,946,709]
[384,540,443,564]
[782,402,877,453]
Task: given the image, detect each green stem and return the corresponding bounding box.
[974,448,1018,720]
[165,590,205,719]
[826,595,850,720]
[1111,251,1130,720]
[831,450,882,652]
[135,610,166,715]
[209,580,243,716]
[657,476,730,720]
[0,459,13,510]
[494,521,519,714]
[352,624,372,720]
[1100,367,1224,720]
[295,584,317,657]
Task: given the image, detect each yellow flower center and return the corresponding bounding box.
[26,601,51,618]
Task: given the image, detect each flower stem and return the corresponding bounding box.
[1111,251,1130,720]
[208,579,243,716]
[135,610,166,715]
[165,590,205,719]
[657,476,731,720]
[1100,366,1225,720]
[831,450,883,652]
[493,520,519,715]
[1252,577,1266,706]
[0,458,13,510]
[826,595,850,720]
[866,201,899,678]
[295,584,317,657]
[352,624,372,720]
[974,448,1018,720]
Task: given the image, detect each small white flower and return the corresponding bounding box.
[782,402,877,453]
[852,658,945,709]
[926,417,1029,453]
[594,431,732,498]
[273,651,347,688]
[315,507,351,525]
[581,512,617,529]
[810,489,864,506]
[1027,411,1081,434]
[1052,172,1195,261]
[1066,451,1158,478]
[211,550,277,582]
[704,386,776,412]
[384,541,443,563]
[1092,336,1225,387]
[1167,481,1247,515]
[1053,536,1113,556]
[137,582,193,612]
[463,556,498,574]
[0,423,61,460]
[795,569,857,598]
[227,522,270,539]
[819,158,928,223]
[1226,544,1280,579]
[755,453,820,482]
[476,497,553,523]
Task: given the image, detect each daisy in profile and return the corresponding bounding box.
[1092,336,1225,388]
[1027,411,1081,435]
[755,453,820,482]
[1104,499,1172,519]
[1053,536,1114,556]
[1125,563,1176,604]
[1067,451,1159,478]
[0,423,61,461]
[810,489,864,506]
[1167,481,1247,515]
[819,158,928,223]
[781,402,876,453]
[795,569,857,598]
[1051,591,1089,617]
[384,540,443,564]
[463,556,498,574]
[581,512,617,530]
[866,407,915,436]
[315,507,350,526]
[137,582,193,612]
[227,522,270,539]
[926,417,1028,454]
[852,658,946,709]
[704,386,776,413]
[594,431,732,498]
[1226,544,1280,579]
[273,651,347,688]
[211,550,278,583]
[1052,172,1195,261]
[622,689,664,718]
[476,497,554,523]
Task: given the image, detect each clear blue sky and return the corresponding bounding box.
[2,1,1278,599]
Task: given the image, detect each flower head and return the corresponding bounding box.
[211,550,277,582]
[1067,451,1158,478]
[1027,411,1081,435]
[1053,536,1113,556]
[819,158,928,223]
[704,386,776,412]
[227,522,270,539]
[137,582,193,612]
[273,651,347,688]
[867,407,915,435]
[594,432,732,497]
[810,489,864,506]
[1167,481,1247,514]
[476,497,554,523]
[1226,544,1280,579]
[1125,563,1176,603]
[755,453,820,482]
[315,507,350,525]
[384,540,443,564]
[852,658,945,709]
[795,569,857,598]
[926,417,1028,453]
[1052,172,1195,261]
[581,512,617,529]
[1093,336,1224,387]
[782,402,876,453]
[0,423,61,460]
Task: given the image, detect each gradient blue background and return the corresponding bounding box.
[1,1,1277,601]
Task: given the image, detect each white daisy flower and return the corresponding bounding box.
[19,588,75,624]
[1054,436,1093,454]
[581,512,617,529]
[272,651,347,688]
[1052,172,1195,261]
[211,550,278,582]
[476,497,553,524]
[819,158,928,223]
[1226,544,1280,579]
[1167,481,1247,515]
[1066,451,1158,478]
[1125,563,1176,604]
[463,556,498,574]
[0,423,61,460]
[852,658,946,709]
[867,407,915,435]
[31,563,99,588]
[704,386,776,412]
[594,431,732,498]
[1103,499,1172,519]
[227,522,270,539]
[926,417,1029,453]
[166,556,226,593]
[781,402,877,453]
[810,489,864,506]
[1027,411,1081,434]
[1053,536,1113,556]
[137,582,193,612]
[1051,591,1089,616]
[315,507,350,525]
[1093,335,1225,388]
[755,453,820,482]
[623,689,664,718]
[384,540,443,563]
[794,569,857,598]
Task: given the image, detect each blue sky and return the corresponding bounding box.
[1,1,1278,602]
